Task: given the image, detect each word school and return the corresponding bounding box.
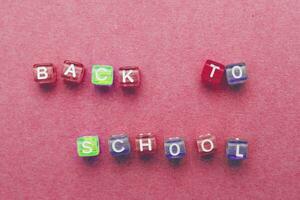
[77,133,248,162]
[32,60,247,88]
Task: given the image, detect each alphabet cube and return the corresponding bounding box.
[226,138,248,160]
[164,137,186,160]
[196,134,216,157]
[92,65,114,86]
[201,60,225,86]
[108,134,131,157]
[226,63,248,85]
[62,60,85,83]
[135,133,156,155]
[33,63,57,84]
[77,136,100,157]
[119,66,141,87]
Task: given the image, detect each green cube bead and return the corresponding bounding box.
[91,65,114,85]
[77,136,100,157]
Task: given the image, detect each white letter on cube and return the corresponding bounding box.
[209,64,220,78]
[169,143,180,156]
[122,70,134,83]
[64,64,76,78]
[112,139,125,153]
[82,141,93,154]
[232,65,243,79]
[37,67,49,80]
[139,138,152,151]
[201,139,214,153]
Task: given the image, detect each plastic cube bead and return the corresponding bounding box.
[196,134,216,157]
[135,133,156,155]
[77,136,100,157]
[226,138,248,160]
[91,65,114,86]
[108,134,131,157]
[226,63,248,85]
[33,63,57,84]
[119,66,140,87]
[201,60,225,86]
[62,60,85,83]
[164,137,186,160]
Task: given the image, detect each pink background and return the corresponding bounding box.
[0,0,299,199]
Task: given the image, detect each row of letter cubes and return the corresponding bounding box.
[33,61,140,87]
[77,133,248,161]
[201,60,248,86]
[33,60,247,87]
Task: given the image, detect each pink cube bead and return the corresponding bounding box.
[62,60,85,83]
[33,63,57,84]
[201,60,225,86]
[119,66,141,88]
[197,134,216,157]
[135,133,157,156]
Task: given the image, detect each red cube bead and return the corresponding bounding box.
[201,60,225,86]
[196,134,216,157]
[119,66,141,87]
[33,63,57,84]
[62,60,85,83]
[135,133,157,155]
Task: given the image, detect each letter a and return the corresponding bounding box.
[64,64,76,78]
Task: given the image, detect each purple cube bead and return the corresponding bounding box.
[108,134,131,157]
[226,63,248,85]
[226,138,248,160]
[164,137,186,160]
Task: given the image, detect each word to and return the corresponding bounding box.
[201,60,248,87]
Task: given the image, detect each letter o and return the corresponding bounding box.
[201,139,214,153]
[169,143,180,156]
[232,65,243,79]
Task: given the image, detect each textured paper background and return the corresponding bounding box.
[0,1,299,199]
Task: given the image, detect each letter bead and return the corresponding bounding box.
[33,63,57,84]
[119,66,141,88]
[62,60,85,83]
[108,134,131,157]
[135,133,157,155]
[92,65,114,86]
[164,137,186,160]
[197,134,216,157]
[226,138,248,160]
[226,63,248,85]
[77,136,100,157]
[201,60,225,86]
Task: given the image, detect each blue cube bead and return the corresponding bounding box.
[108,134,131,157]
[226,138,248,160]
[225,63,248,85]
[164,137,186,160]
